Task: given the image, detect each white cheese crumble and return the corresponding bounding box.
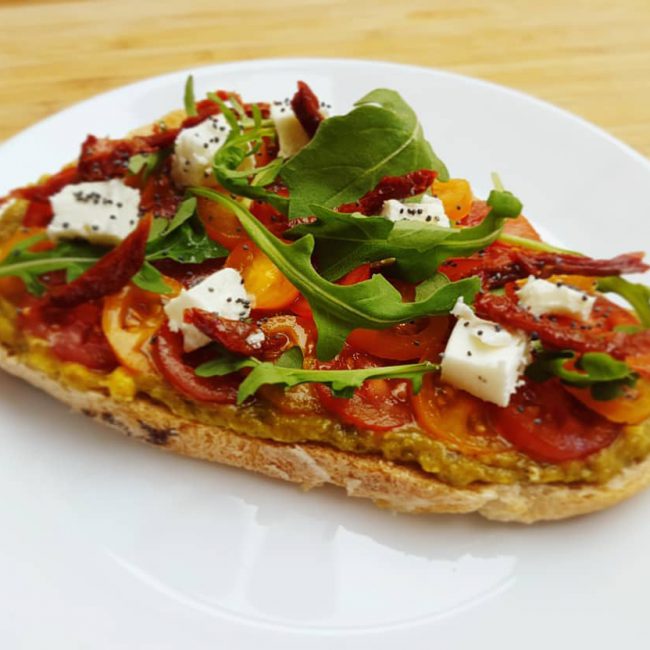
[245,330,266,349]
[164,268,254,352]
[440,299,531,407]
[47,179,141,245]
[270,98,330,158]
[516,276,596,320]
[171,113,232,187]
[380,195,450,226]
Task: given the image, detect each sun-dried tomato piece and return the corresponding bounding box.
[185,308,265,356]
[44,214,151,308]
[290,81,324,138]
[138,158,182,217]
[441,243,649,289]
[473,291,641,358]
[338,169,436,216]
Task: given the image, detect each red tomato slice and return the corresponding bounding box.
[347,317,451,362]
[151,324,238,404]
[313,348,414,431]
[487,380,622,463]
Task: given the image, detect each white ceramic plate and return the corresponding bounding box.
[1,59,649,649]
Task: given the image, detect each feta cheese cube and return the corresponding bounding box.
[171,113,232,187]
[271,101,310,158]
[381,195,450,226]
[164,268,254,352]
[440,299,530,407]
[516,276,596,320]
[48,179,141,245]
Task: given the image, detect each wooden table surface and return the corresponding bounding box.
[1,0,650,156]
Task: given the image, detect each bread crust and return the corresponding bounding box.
[2,345,649,523]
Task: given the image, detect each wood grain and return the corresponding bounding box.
[1,0,649,156]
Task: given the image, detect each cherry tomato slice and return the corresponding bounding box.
[226,241,299,310]
[102,280,180,375]
[502,215,542,241]
[313,349,414,431]
[197,194,248,250]
[347,317,451,362]
[410,375,512,456]
[487,379,622,463]
[151,323,238,404]
[431,178,473,223]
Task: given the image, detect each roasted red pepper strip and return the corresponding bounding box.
[44,213,151,308]
[23,200,54,227]
[290,81,323,138]
[8,166,80,203]
[185,308,265,356]
[441,243,649,289]
[338,170,436,216]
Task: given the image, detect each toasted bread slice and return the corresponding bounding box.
[2,344,649,523]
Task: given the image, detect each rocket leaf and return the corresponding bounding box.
[282,89,449,218]
[191,188,480,360]
[196,345,439,404]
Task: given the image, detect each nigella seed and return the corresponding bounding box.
[494,325,502,332]
[531,331,540,341]
[116,202,123,208]
[425,216,432,222]
[467,350,472,357]
[91,225,99,231]
[463,322,470,328]
[399,208,404,214]
[208,287,214,292]
[416,209,423,215]
[477,330,484,336]
[516,405,525,413]
[109,215,117,220]
[226,297,232,302]
[62,222,70,229]
[581,295,588,301]
[129,220,135,226]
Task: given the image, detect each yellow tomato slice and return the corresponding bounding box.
[431,178,473,222]
[102,279,180,375]
[225,241,299,310]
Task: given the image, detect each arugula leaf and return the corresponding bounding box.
[282,88,448,218]
[210,129,290,214]
[132,261,173,295]
[0,234,103,295]
[127,152,163,181]
[195,345,439,404]
[184,75,197,117]
[191,188,480,359]
[145,197,228,267]
[596,276,650,328]
[287,200,511,282]
[526,349,637,401]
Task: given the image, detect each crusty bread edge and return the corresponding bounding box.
[2,345,650,523]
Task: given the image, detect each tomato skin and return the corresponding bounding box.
[20,300,119,372]
[487,380,622,463]
[313,349,414,431]
[151,324,238,404]
[226,241,299,311]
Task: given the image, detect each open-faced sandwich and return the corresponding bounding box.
[0,78,649,523]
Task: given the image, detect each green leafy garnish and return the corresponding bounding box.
[196,345,439,404]
[287,198,516,282]
[127,152,163,181]
[190,188,480,360]
[132,261,173,294]
[596,276,650,328]
[0,198,227,297]
[184,75,197,117]
[0,234,103,295]
[282,89,449,218]
[526,349,638,401]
